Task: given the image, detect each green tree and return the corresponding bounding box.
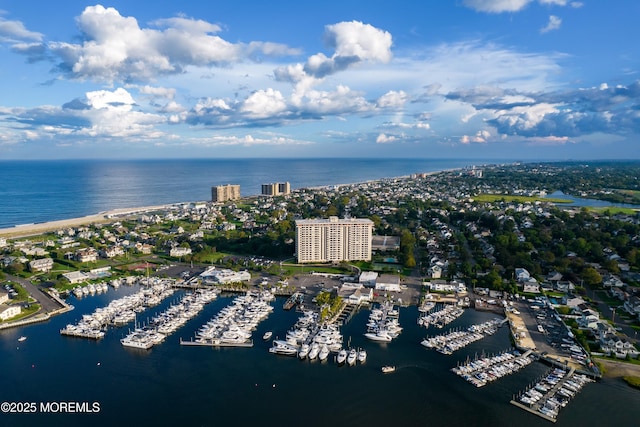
[581,267,602,287]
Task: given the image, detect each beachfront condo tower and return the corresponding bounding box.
[211,184,241,203]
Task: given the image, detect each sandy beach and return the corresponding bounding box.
[0,205,172,239]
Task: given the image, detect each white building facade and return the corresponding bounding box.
[295,217,373,263]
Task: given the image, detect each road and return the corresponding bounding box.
[5,274,64,313]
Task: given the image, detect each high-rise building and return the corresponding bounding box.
[211,184,240,203]
[295,216,373,263]
[261,182,291,196]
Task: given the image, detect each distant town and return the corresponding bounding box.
[2,161,640,391]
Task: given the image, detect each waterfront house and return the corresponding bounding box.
[62,271,89,285]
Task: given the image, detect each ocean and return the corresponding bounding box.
[0,158,483,229]
[1,158,640,426]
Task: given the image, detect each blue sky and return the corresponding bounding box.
[0,0,638,160]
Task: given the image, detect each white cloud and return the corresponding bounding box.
[191,134,313,147]
[376,90,408,109]
[464,0,579,13]
[463,0,533,13]
[46,5,299,83]
[240,89,288,119]
[302,21,392,78]
[540,15,562,33]
[137,85,176,100]
[0,16,43,42]
[460,129,491,144]
[376,133,397,143]
[84,88,136,111]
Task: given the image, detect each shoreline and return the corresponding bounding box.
[0,204,175,238]
[0,167,464,239]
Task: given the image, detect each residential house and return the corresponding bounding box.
[170,247,192,258]
[515,268,531,282]
[623,296,640,319]
[29,257,53,272]
[102,246,125,258]
[75,248,98,263]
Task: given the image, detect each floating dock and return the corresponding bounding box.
[179,338,254,348]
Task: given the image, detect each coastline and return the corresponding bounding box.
[0,204,174,239]
[597,358,640,379]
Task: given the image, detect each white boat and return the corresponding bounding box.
[318,345,330,361]
[269,340,298,356]
[336,348,347,364]
[347,348,357,366]
[364,331,393,342]
[262,331,273,340]
[18,336,27,342]
[358,348,367,363]
[298,343,310,359]
[308,343,320,360]
[381,365,396,373]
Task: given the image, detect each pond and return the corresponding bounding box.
[546,191,640,209]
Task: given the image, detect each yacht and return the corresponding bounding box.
[358,348,367,363]
[381,365,396,373]
[364,330,393,342]
[262,331,273,341]
[269,340,298,356]
[319,345,330,361]
[308,342,320,360]
[347,348,357,366]
[298,343,310,359]
[18,336,27,342]
[336,348,347,364]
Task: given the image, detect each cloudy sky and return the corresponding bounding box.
[0,1,638,160]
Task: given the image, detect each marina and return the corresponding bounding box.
[364,301,402,342]
[60,277,177,340]
[511,367,595,422]
[418,303,465,329]
[120,287,218,349]
[186,290,274,346]
[1,285,637,427]
[451,349,536,387]
[420,318,503,354]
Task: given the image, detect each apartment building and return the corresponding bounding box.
[295,216,373,263]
